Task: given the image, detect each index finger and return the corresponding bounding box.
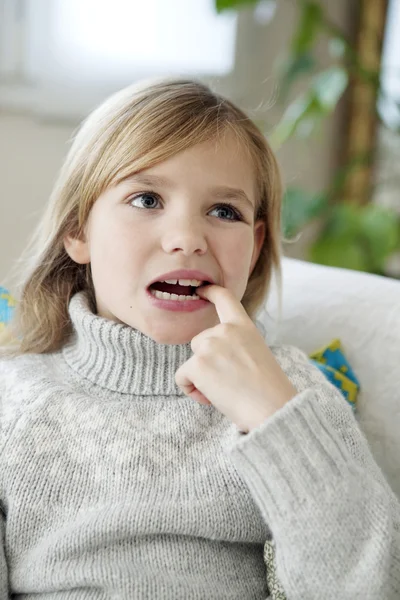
[196,284,248,324]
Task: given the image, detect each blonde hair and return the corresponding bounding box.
[1,78,283,356]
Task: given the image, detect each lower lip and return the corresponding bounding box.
[146,288,210,312]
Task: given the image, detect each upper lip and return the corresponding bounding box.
[148,269,216,288]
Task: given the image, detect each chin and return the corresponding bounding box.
[150,330,193,345]
[142,322,201,345]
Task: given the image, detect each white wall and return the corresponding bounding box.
[0,0,349,291]
[0,113,75,289]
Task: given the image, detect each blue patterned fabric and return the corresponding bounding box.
[310,339,360,412]
[0,286,16,333]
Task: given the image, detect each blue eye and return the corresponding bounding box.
[210,204,243,221]
[128,195,242,221]
[129,193,160,209]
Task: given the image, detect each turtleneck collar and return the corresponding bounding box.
[62,291,193,396]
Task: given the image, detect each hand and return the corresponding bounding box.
[175,285,297,433]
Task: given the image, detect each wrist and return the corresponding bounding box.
[245,385,297,433]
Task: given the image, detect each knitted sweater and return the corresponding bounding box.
[0,291,399,599]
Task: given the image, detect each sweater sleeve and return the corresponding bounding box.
[0,508,9,598]
[0,363,11,598]
[228,345,400,600]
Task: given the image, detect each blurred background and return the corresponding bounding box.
[0,0,399,290]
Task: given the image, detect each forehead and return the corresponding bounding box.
[135,132,256,189]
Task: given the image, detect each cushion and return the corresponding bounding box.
[261,258,400,498]
[0,286,16,333]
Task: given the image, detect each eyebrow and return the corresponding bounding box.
[124,174,172,188]
[124,174,255,210]
[212,186,254,210]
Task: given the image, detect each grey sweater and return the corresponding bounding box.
[0,291,399,599]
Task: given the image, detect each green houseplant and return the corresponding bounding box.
[216,0,400,275]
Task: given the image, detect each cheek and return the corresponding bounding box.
[88,216,145,285]
[218,232,254,286]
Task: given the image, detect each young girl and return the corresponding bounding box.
[0,79,399,600]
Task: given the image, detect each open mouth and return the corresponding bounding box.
[148,278,211,301]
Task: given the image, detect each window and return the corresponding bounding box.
[0,0,237,118]
[379,0,400,129]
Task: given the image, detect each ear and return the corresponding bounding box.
[249,220,266,276]
[64,233,91,265]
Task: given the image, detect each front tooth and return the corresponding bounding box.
[151,289,201,301]
[164,279,178,284]
[178,278,202,286]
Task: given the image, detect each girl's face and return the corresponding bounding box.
[65,132,265,344]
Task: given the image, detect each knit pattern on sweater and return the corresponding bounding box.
[0,291,399,598]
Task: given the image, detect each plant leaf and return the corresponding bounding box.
[279,52,316,102]
[312,67,348,111]
[272,67,348,146]
[215,0,258,12]
[270,93,318,146]
[282,187,328,237]
[310,204,400,273]
[292,1,322,54]
[329,37,346,59]
[310,232,369,271]
[326,204,362,237]
[310,205,367,270]
[359,205,400,270]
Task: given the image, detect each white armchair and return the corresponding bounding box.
[261,258,400,498]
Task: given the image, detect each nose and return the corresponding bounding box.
[161,215,208,256]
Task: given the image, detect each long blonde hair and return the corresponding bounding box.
[1,78,283,356]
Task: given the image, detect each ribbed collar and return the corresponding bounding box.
[62,291,193,396]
